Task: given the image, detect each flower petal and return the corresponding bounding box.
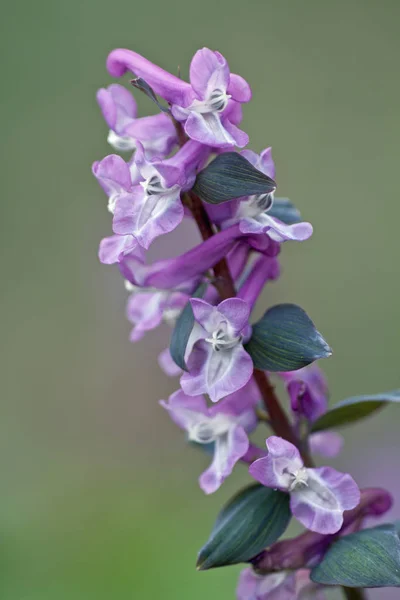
[249,436,303,490]
[98,234,137,264]
[199,424,249,494]
[92,154,132,198]
[126,291,166,341]
[309,432,344,458]
[158,347,183,377]
[184,111,237,148]
[97,84,137,132]
[228,73,252,103]
[217,298,251,334]
[290,467,360,534]
[189,48,229,99]
[181,343,253,402]
[159,389,208,431]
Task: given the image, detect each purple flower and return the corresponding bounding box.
[158,347,183,377]
[237,255,281,310]
[211,148,313,243]
[112,140,208,250]
[281,364,329,423]
[237,568,325,600]
[249,436,360,534]
[97,83,177,154]
[308,431,344,459]
[253,487,393,573]
[106,47,251,148]
[180,298,253,402]
[160,384,258,493]
[171,48,251,148]
[119,224,250,285]
[92,153,132,213]
[124,281,188,342]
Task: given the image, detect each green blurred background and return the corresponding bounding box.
[1,0,400,598]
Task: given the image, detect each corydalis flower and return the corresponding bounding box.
[97,83,177,154]
[160,384,258,493]
[237,568,325,600]
[106,47,251,148]
[125,281,189,342]
[281,365,343,459]
[210,148,313,243]
[112,140,207,249]
[180,298,253,402]
[249,436,360,534]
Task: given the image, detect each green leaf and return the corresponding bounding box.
[197,483,291,570]
[130,77,170,113]
[245,303,332,372]
[193,152,276,204]
[169,284,206,371]
[311,524,400,588]
[311,389,400,432]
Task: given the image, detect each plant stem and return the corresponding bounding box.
[342,587,367,599]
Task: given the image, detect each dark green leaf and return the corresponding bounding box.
[268,198,302,224]
[311,389,400,433]
[169,284,206,371]
[130,77,170,113]
[197,483,291,570]
[245,304,332,372]
[311,524,400,588]
[193,152,276,204]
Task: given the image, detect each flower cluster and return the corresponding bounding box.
[93,47,396,599]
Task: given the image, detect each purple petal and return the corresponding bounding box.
[236,569,300,600]
[211,377,260,420]
[290,467,360,534]
[199,425,249,494]
[181,343,253,402]
[119,224,243,289]
[159,389,208,431]
[113,188,184,249]
[106,48,194,106]
[92,154,132,198]
[96,84,137,132]
[126,291,166,341]
[309,432,344,458]
[98,234,137,264]
[240,214,313,242]
[123,113,177,156]
[249,436,303,490]
[237,256,280,310]
[222,118,249,148]
[259,147,276,180]
[228,73,252,103]
[218,298,251,334]
[282,364,329,422]
[189,48,229,98]
[158,348,183,377]
[184,111,238,148]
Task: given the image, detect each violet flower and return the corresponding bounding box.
[281,365,343,459]
[124,281,189,342]
[97,83,177,154]
[237,568,325,600]
[160,383,258,494]
[106,47,251,147]
[180,298,254,402]
[211,148,313,243]
[112,140,208,250]
[249,436,360,535]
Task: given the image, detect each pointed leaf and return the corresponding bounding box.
[311,390,400,433]
[169,284,206,371]
[130,77,170,113]
[311,523,400,588]
[193,152,276,204]
[245,304,332,372]
[197,483,291,570]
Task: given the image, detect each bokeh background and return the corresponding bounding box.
[1,0,400,598]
